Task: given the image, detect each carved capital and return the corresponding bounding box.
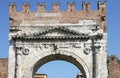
[94,46,101,53]
[16,46,23,52]
[94,41,101,53]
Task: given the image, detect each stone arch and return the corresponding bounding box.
[24,50,91,78]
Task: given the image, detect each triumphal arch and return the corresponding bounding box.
[8,1,108,78]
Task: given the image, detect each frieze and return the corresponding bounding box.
[18,42,84,50]
[15,41,101,55]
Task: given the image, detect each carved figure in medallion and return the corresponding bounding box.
[84,47,91,54]
[22,48,29,55]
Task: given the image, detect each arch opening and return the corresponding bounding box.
[35,60,80,78]
[32,53,89,78]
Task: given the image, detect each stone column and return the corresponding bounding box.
[16,43,23,78]
[94,45,100,78]
[93,33,108,78]
[99,33,108,78]
[92,35,107,78]
[8,40,16,78]
[91,38,101,78]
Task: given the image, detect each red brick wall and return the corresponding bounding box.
[0,58,8,78]
[108,56,120,78]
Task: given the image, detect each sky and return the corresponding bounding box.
[0,0,120,78]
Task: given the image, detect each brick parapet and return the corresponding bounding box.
[9,1,107,32]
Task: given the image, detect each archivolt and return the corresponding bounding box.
[24,50,91,78]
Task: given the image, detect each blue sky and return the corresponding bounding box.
[0,0,120,78]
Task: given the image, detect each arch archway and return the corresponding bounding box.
[36,60,80,78]
[24,50,91,78]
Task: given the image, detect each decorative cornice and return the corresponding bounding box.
[12,26,91,40]
[11,26,103,40]
[32,26,81,36]
[12,35,90,40]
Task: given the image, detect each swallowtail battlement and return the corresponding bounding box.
[9,1,106,13]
